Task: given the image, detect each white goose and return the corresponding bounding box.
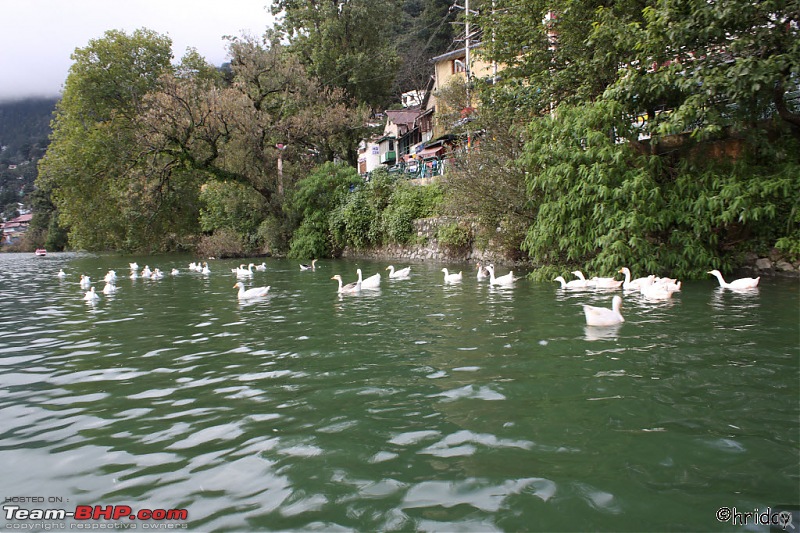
[708,269,759,289]
[486,264,515,286]
[102,282,117,295]
[618,267,653,291]
[331,274,361,294]
[583,295,624,326]
[234,281,270,300]
[201,262,211,275]
[386,265,411,279]
[83,287,100,302]
[235,264,254,278]
[590,275,623,290]
[79,275,91,289]
[300,259,318,271]
[357,268,381,290]
[441,268,463,283]
[571,270,596,288]
[554,275,587,290]
[639,278,674,300]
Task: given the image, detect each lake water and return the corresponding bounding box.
[1,252,798,532]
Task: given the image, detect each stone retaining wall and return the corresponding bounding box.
[344,217,800,278]
[342,217,510,265]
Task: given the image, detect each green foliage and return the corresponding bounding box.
[272,0,400,111]
[199,180,269,253]
[286,162,362,258]
[437,221,472,254]
[520,102,800,280]
[37,28,176,251]
[328,169,444,252]
[196,227,246,259]
[381,180,443,243]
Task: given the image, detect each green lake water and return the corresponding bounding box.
[0,252,798,532]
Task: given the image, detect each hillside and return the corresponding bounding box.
[0,98,56,216]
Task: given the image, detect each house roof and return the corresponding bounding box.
[430,43,482,63]
[9,213,32,223]
[385,108,422,128]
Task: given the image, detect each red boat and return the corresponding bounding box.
[35,248,47,256]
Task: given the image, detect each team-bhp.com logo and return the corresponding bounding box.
[3,504,188,528]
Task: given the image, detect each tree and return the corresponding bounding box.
[603,0,800,139]
[37,29,176,251]
[477,0,649,118]
[272,0,401,112]
[286,162,362,258]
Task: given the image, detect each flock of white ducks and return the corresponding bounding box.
[64,259,762,325]
[565,267,760,327]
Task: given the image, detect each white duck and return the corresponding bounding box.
[554,275,588,289]
[129,262,139,272]
[79,275,91,289]
[441,268,463,283]
[357,268,381,289]
[150,268,164,280]
[300,259,318,271]
[590,276,623,290]
[234,281,270,300]
[102,282,117,295]
[486,264,515,286]
[235,264,254,278]
[201,262,211,275]
[141,265,152,278]
[618,267,653,291]
[171,268,180,276]
[83,287,100,302]
[104,270,117,284]
[331,274,361,294]
[583,295,624,326]
[255,262,267,271]
[386,265,411,279]
[639,278,674,300]
[57,269,67,279]
[708,269,759,290]
[571,270,596,288]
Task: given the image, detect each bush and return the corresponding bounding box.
[286,162,362,258]
[382,181,443,244]
[196,227,246,258]
[437,221,472,254]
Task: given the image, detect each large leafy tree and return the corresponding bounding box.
[604,0,800,139]
[469,0,800,275]
[140,36,367,215]
[271,0,400,111]
[37,29,178,251]
[477,0,648,119]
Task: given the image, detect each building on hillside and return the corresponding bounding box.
[1,213,32,245]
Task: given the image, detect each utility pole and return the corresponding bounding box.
[452,0,478,151]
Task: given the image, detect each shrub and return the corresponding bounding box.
[437,221,472,254]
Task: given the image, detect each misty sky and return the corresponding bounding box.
[0,0,276,102]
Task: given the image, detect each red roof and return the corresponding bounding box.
[10,214,32,223]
